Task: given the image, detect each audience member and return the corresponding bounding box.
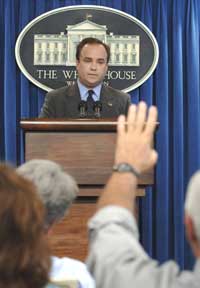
[0,164,50,288]
[87,102,200,288]
[17,159,95,288]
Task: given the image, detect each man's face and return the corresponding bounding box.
[76,43,108,88]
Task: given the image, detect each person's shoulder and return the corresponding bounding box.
[51,256,88,271]
[46,85,69,98]
[50,256,95,287]
[104,85,130,98]
[173,260,200,286]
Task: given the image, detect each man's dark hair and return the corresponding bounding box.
[76,37,110,63]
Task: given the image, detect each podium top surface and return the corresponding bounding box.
[20,118,119,132]
[20,118,159,132]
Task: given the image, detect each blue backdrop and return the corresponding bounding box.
[1,0,200,269]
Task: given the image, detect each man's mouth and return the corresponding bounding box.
[88,74,97,77]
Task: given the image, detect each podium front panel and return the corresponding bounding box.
[21,120,153,260]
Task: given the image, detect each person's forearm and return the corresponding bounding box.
[97,173,138,212]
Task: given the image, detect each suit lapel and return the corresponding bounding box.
[67,83,81,101]
[64,83,81,118]
[100,85,115,110]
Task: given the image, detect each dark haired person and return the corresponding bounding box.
[39,37,131,118]
[0,164,50,288]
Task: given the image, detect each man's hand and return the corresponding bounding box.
[96,102,158,211]
[115,101,158,174]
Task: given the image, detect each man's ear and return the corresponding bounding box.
[185,214,196,243]
[185,214,200,257]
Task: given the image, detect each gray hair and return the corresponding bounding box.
[16,159,78,228]
[185,171,200,242]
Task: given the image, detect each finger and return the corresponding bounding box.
[127,104,136,132]
[135,101,147,132]
[144,106,158,141]
[117,114,126,139]
[150,150,158,167]
[116,115,126,162]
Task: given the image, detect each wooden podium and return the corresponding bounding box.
[20,119,154,261]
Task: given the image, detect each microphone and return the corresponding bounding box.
[78,101,87,118]
[93,101,102,118]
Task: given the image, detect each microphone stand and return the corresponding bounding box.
[93,101,102,118]
[78,101,88,118]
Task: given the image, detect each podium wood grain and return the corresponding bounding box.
[48,202,96,261]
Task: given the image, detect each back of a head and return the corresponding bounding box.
[0,164,50,288]
[185,171,200,242]
[17,159,79,228]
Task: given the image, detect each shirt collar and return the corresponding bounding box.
[77,79,102,101]
[194,259,200,279]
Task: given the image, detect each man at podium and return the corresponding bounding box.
[39,37,131,119]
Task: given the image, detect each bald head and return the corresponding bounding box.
[185,171,200,242]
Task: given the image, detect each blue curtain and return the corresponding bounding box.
[1,0,200,269]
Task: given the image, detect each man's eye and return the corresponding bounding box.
[84,59,91,62]
[98,60,106,64]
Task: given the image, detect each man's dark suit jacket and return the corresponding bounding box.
[39,83,131,118]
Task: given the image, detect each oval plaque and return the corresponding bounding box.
[15,5,159,93]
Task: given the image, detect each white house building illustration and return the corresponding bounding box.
[34,18,140,66]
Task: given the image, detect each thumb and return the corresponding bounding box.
[151,150,158,167]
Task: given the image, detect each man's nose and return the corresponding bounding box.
[90,62,97,70]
